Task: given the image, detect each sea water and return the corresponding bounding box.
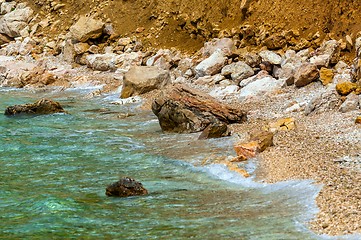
[0,87,355,239]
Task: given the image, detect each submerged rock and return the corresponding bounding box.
[105,177,148,197]
[4,98,66,116]
[152,84,247,133]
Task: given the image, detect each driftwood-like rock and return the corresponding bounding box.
[152,84,247,133]
[105,177,148,197]
[4,98,66,116]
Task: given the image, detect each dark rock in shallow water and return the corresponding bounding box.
[152,84,247,133]
[106,177,148,197]
[4,98,66,116]
[198,121,230,139]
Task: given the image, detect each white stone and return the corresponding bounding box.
[339,93,360,113]
[18,37,36,55]
[239,76,283,99]
[209,85,239,99]
[1,2,17,15]
[0,7,33,38]
[86,53,119,71]
[195,49,227,77]
[259,50,282,65]
[202,38,235,57]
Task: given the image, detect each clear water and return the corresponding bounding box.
[0,87,342,239]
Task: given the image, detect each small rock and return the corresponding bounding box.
[268,118,296,132]
[319,67,334,85]
[105,177,148,197]
[221,61,254,82]
[294,63,319,87]
[339,93,359,113]
[336,82,359,96]
[355,116,361,124]
[259,50,282,65]
[74,42,90,55]
[198,121,229,140]
[195,49,227,77]
[202,38,235,57]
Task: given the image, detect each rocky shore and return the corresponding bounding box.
[1,0,361,237]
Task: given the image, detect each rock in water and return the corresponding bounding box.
[105,177,148,197]
[4,98,66,116]
[152,84,247,133]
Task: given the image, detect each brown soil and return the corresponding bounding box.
[25,0,361,56]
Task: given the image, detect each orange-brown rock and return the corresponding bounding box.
[152,84,247,133]
[336,82,359,96]
[225,162,250,178]
[233,131,274,161]
[319,67,334,85]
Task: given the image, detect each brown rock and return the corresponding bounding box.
[225,162,250,178]
[4,98,66,116]
[106,177,148,197]
[152,84,247,133]
[233,130,274,161]
[269,118,296,132]
[355,116,361,124]
[294,63,319,87]
[198,121,230,139]
[336,82,359,96]
[319,67,334,85]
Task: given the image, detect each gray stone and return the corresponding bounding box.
[86,53,118,71]
[239,76,283,99]
[339,93,360,113]
[18,37,36,55]
[121,66,170,98]
[69,16,104,42]
[221,61,254,82]
[202,38,235,57]
[304,89,341,115]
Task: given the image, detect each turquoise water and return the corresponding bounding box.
[0,87,327,239]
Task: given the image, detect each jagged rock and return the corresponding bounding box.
[74,42,90,55]
[239,76,283,99]
[319,67,334,85]
[339,93,360,113]
[305,89,341,115]
[241,52,261,68]
[259,50,282,65]
[0,33,12,45]
[198,121,229,139]
[4,98,66,116]
[69,16,104,42]
[221,61,254,82]
[0,6,33,38]
[152,84,247,133]
[202,38,235,57]
[277,63,295,85]
[195,49,227,77]
[19,37,36,55]
[233,130,274,161]
[294,63,319,87]
[105,177,148,197]
[310,40,340,67]
[336,82,359,96]
[1,1,17,15]
[121,66,170,98]
[86,53,118,71]
[209,85,239,99]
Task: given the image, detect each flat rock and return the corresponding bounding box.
[106,177,148,197]
[152,84,247,133]
[5,98,66,116]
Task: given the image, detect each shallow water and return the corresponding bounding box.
[0,87,349,239]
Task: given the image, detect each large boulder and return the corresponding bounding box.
[239,76,283,99]
[69,16,104,42]
[121,66,170,98]
[4,98,66,116]
[152,84,247,133]
[0,6,33,38]
[106,177,148,197]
